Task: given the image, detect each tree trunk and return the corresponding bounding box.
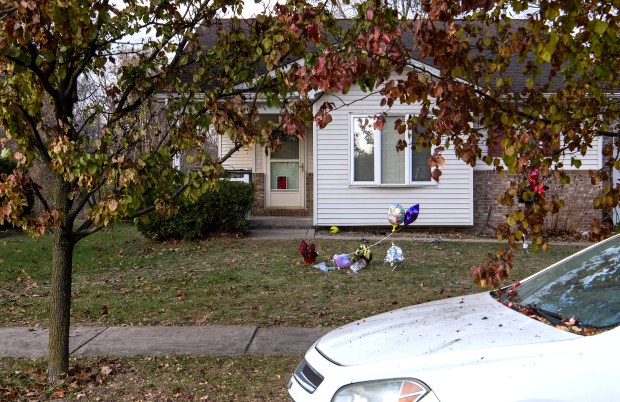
[47,229,75,383]
[47,175,75,383]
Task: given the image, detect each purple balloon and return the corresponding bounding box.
[404,204,420,225]
[334,254,352,269]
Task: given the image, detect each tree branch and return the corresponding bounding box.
[66,179,108,222]
[72,222,104,241]
[15,103,52,165]
[122,182,190,221]
[404,60,620,138]
[0,7,15,17]
[28,177,52,213]
[217,141,245,164]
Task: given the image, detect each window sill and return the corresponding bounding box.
[350,182,437,188]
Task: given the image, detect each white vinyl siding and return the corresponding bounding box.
[219,136,254,170]
[219,128,313,176]
[314,80,473,227]
[305,124,313,174]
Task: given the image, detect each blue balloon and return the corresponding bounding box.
[404,204,420,225]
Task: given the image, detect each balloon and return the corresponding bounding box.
[313,262,333,272]
[384,244,404,269]
[330,226,340,234]
[333,254,352,269]
[404,204,420,225]
[387,204,405,232]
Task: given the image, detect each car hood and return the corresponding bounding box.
[316,292,579,366]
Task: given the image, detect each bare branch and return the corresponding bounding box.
[218,141,245,164]
[66,179,108,222]
[0,7,16,18]
[122,182,190,221]
[28,177,51,213]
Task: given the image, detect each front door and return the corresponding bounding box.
[266,137,305,208]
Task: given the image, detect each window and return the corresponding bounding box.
[351,115,433,185]
[270,137,300,190]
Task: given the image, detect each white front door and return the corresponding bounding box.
[266,137,305,208]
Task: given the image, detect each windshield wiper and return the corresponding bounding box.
[525,305,567,327]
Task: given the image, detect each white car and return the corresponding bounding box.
[288,235,620,402]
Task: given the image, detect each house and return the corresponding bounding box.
[218,89,603,233]
[211,21,605,233]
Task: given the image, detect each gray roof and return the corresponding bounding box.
[184,18,558,94]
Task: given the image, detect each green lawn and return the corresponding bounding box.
[0,224,585,400]
[0,224,583,328]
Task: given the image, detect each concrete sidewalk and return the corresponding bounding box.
[0,326,333,358]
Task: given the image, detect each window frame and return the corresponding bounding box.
[349,114,436,187]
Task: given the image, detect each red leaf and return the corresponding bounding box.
[373,116,385,131]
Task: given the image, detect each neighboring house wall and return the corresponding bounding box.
[313,83,474,227]
[473,137,604,234]
[216,83,606,233]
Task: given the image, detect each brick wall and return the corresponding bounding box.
[251,172,313,217]
[474,170,603,235]
[252,173,265,214]
[251,169,602,231]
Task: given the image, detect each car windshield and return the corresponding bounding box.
[497,235,620,330]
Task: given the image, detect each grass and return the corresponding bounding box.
[0,355,299,401]
[0,224,583,328]
[0,224,585,400]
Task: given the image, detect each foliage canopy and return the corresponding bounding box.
[1,0,619,381]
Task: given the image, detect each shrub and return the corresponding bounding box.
[0,157,15,174]
[136,180,254,240]
[0,158,35,231]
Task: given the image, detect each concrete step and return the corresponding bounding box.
[249,217,313,228]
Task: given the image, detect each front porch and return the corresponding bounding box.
[248,216,313,228]
[250,172,313,218]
